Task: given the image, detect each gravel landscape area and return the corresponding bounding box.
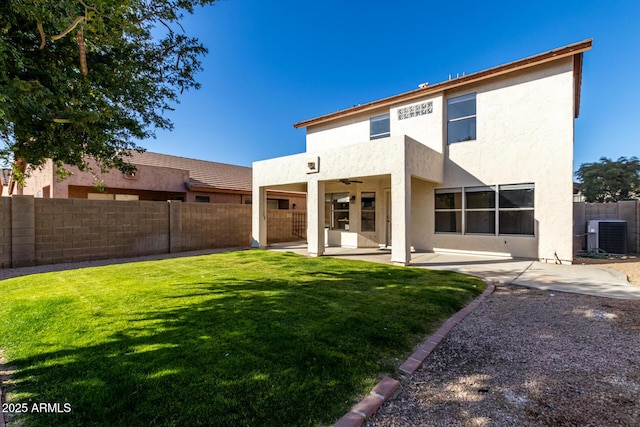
[369,285,640,427]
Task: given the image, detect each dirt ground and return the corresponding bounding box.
[370,286,640,427]
[574,255,640,286]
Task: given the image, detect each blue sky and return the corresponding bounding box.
[148,0,640,172]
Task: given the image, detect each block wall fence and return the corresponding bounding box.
[0,196,306,268]
[573,200,640,254]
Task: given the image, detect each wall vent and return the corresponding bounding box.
[586,220,627,255]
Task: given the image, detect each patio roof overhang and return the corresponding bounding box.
[252,135,443,190]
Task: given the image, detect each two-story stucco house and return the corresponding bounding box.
[252,40,592,265]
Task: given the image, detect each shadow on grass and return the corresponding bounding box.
[4,265,482,426]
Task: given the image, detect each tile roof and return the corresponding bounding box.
[127,151,252,193]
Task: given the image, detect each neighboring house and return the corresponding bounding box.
[252,40,592,264]
[0,169,10,197]
[17,151,305,208]
[573,182,585,202]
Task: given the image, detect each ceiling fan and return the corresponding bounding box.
[338,178,363,185]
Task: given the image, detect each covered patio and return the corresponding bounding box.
[252,135,443,265]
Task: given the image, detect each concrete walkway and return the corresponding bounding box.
[268,243,640,300]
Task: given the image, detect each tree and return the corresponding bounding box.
[575,156,640,203]
[0,0,217,189]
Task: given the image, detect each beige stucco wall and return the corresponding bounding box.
[306,111,372,152]
[430,58,575,261]
[392,94,444,153]
[410,177,435,250]
[254,57,578,262]
[306,94,444,154]
[254,136,442,187]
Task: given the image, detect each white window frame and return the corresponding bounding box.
[498,183,535,236]
[447,93,477,144]
[464,186,496,235]
[434,184,535,237]
[326,193,350,230]
[370,113,390,140]
[434,188,462,234]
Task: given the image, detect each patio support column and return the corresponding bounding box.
[391,171,411,266]
[251,185,267,248]
[307,178,325,257]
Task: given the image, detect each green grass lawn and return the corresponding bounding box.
[0,250,484,426]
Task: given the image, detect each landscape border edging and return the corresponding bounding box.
[333,281,497,427]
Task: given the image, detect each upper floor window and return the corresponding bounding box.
[447,93,476,144]
[370,113,390,140]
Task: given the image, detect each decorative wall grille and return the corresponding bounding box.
[397,101,433,120]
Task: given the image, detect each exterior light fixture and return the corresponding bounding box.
[306,156,320,174]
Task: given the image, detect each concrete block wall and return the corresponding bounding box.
[267,210,307,243]
[180,203,252,251]
[12,196,36,267]
[573,202,586,254]
[574,201,640,254]
[618,201,639,254]
[34,199,170,265]
[169,200,182,253]
[0,198,12,268]
[0,196,305,269]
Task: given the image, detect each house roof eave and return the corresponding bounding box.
[293,39,592,129]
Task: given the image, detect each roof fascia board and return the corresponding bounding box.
[573,52,584,118]
[294,39,592,129]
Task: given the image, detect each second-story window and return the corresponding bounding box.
[447,93,476,143]
[370,113,390,140]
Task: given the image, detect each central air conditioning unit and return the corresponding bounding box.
[586,219,627,255]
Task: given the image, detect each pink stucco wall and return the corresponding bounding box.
[52,161,189,198]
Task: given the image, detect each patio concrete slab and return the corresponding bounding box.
[267,243,640,300]
[408,252,533,284]
[513,262,640,300]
